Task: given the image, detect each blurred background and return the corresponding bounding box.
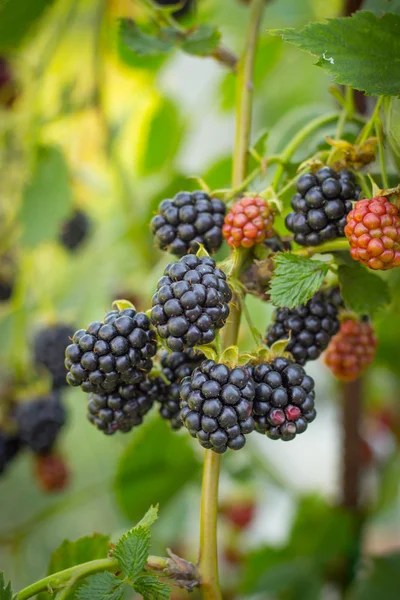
[0,0,399,598]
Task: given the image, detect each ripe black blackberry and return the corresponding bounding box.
[249,357,316,441]
[59,210,90,251]
[65,306,158,394]
[180,360,255,453]
[34,324,75,389]
[151,191,226,257]
[14,392,65,455]
[155,0,194,18]
[151,255,232,352]
[266,290,340,365]
[285,167,361,246]
[157,349,205,429]
[87,377,157,435]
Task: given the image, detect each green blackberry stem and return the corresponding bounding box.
[198,2,265,598]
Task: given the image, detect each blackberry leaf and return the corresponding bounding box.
[270,254,328,309]
[113,527,151,582]
[133,575,170,600]
[76,573,125,600]
[182,25,221,56]
[0,573,12,600]
[119,19,175,56]
[338,265,390,316]
[271,12,400,96]
[136,505,159,529]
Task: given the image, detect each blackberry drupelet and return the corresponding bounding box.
[266,290,340,365]
[59,210,90,251]
[87,377,157,434]
[345,197,400,270]
[157,349,205,429]
[151,255,232,352]
[285,167,361,246]
[65,306,157,394]
[34,324,75,389]
[14,392,65,455]
[180,360,255,453]
[151,191,226,257]
[249,357,316,441]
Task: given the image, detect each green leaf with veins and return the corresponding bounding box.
[269,253,329,308]
[0,573,12,600]
[338,265,390,316]
[133,575,170,600]
[76,573,125,600]
[181,25,221,56]
[271,11,400,96]
[113,527,151,582]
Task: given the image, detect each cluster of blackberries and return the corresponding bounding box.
[285,167,360,246]
[151,191,226,257]
[151,255,232,352]
[34,324,75,389]
[180,361,255,453]
[65,306,158,433]
[249,357,316,441]
[156,349,205,430]
[266,290,341,365]
[59,210,90,251]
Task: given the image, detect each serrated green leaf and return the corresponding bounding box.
[0,0,56,51]
[338,264,390,316]
[136,505,159,529]
[272,12,400,96]
[133,575,170,600]
[114,418,200,523]
[0,573,12,600]
[113,527,151,582]
[181,25,221,56]
[118,19,175,57]
[20,145,72,247]
[269,254,328,308]
[76,573,125,600]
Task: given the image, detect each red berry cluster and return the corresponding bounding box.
[345,197,400,270]
[324,318,377,382]
[222,197,274,248]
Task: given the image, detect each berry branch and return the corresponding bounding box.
[198,1,265,598]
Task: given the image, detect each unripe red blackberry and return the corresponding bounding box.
[249,357,316,441]
[266,290,340,365]
[324,318,377,381]
[151,255,232,352]
[65,307,157,394]
[222,197,274,248]
[59,210,90,251]
[87,377,156,434]
[151,191,226,257]
[157,349,205,429]
[220,499,256,529]
[180,360,255,453]
[34,453,70,493]
[14,392,65,455]
[345,197,400,270]
[34,324,75,389]
[285,167,360,246]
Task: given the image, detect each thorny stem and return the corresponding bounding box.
[198,2,265,599]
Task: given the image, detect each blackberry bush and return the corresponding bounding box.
[151,191,226,257]
[34,324,75,389]
[151,255,232,352]
[249,357,316,441]
[285,167,360,246]
[157,349,205,429]
[180,360,255,453]
[65,306,157,393]
[59,210,90,251]
[266,290,340,365]
[14,392,65,455]
[87,377,157,434]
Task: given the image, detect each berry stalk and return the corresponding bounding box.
[198,2,265,598]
